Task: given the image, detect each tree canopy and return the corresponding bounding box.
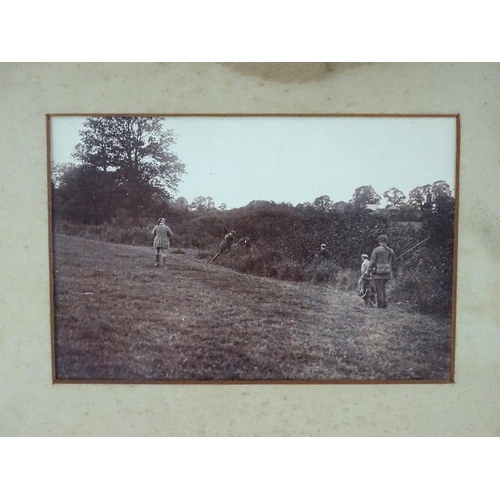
[350,185,381,210]
[190,196,216,212]
[53,117,185,223]
[408,180,452,212]
[383,187,406,207]
[313,195,333,212]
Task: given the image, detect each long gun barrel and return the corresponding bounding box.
[157,210,166,224]
[396,237,430,260]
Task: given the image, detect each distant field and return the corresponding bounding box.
[52,234,452,382]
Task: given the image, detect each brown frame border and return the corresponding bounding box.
[47,113,460,385]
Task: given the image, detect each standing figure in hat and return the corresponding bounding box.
[358,253,376,306]
[370,235,396,308]
[152,218,173,267]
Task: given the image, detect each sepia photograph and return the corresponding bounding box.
[48,114,458,383]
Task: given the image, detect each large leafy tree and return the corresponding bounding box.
[383,187,406,207]
[55,116,186,223]
[313,195,333,212]
[408,180,452,212]
[408,184,432,210]
[189,196,216,212]
[350,185,381,210]
[172,196,190,212]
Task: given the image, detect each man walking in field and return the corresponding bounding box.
[152,218,173,267]
[370,235,396,308]
[212,230,236,262]
[358,253,376,306]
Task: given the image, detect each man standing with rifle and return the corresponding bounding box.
[370,234,396,308]
[152,218,174,267]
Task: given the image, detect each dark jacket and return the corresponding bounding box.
[318,248,332,259]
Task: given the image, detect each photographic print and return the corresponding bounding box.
[48,114,458,383]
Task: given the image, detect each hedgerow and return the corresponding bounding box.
[53,196,454,315]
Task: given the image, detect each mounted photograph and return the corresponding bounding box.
[48,114,459,383]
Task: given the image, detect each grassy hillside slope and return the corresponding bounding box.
[52,235,451,382]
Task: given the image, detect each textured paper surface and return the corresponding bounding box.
[0,62,498,436]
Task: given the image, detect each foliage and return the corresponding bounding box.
[52,117,185,224]
[52,164,116,224]
[307,259,341,285]
[392,248,453,314]
[189,195,216,212]
[53,179,455,316]
[408,184,432,210]
[350,185,381,210]
[313,195,334,212]
[408,180,452,212]
[391,191,454,314]
[383,187,406,207]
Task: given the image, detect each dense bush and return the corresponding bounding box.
[334,268,360,293]
[307,259,341,285]
[392,247,453,314]
[203,247,287,278]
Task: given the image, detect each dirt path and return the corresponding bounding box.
[52,235,452,382]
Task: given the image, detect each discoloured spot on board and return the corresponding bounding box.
[219,62,371,84]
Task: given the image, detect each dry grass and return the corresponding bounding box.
[52,234,452,382]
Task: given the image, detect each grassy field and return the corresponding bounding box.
[52,234,452,382]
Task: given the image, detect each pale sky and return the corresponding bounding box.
[50,116,457,209]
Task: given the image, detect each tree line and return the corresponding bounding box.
[52,116,453,225]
